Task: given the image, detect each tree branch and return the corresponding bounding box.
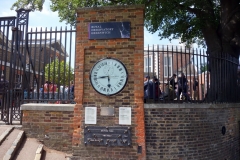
[145,0,156,6]
[223,5,240,26]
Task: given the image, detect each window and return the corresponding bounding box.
[164,56,172,77]
[26,64,30,70]
[144,56,152,72]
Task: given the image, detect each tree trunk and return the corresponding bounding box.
[206,52,239,102]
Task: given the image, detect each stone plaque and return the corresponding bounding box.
[84,126,131,146]
[100,107,114,116]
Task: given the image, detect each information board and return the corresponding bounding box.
[85,107,97,124]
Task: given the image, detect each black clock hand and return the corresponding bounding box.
[107,76,111,88]
[98,76,108,79]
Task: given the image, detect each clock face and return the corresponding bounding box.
[89,57,128,96]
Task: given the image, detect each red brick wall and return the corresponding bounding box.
[21,106,74,153]
[74,5,146,159]
[145,103,240,160]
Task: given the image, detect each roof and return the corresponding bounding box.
[20,39,69,57]
[144,45,194,54]
[0,31,68,57]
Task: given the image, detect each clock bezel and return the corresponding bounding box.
[89,57,128,96]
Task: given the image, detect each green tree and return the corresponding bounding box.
[44,58,74,86]
[11,0,240,56]
[200,63,208,73]
[12,0,240,101]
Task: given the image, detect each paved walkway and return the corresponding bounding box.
[0,122,71,160]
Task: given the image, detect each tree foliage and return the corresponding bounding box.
[11,0,240,58]
[12,0,240,102]
[44,58,74,85]
[200,63,208,73]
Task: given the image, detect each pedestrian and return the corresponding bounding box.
[65,85,69,93]
[39,85,43,93]
[177,73,189,100]
[152,76,161,100]
[169,74,177,90]
[70,81,74,93]
[44,81,49,92]
[167,74,177,100]
[0,74,8,106]
[144,75,153,102]
[192,77,199,100]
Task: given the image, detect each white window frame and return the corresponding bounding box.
[144,56,153,73]
[164,56,172,77]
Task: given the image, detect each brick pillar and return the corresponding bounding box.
[73,5,146,159]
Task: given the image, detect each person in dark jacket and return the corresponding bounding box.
[144,75,154,101]
[169,74,177,90]
[177,73,189,100]
[70,81,74,93]
[153,76,161,100]
[167,74,177,100]
[192,77,199,100]
[0,74,9,107]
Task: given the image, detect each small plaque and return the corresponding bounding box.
[100,107,114,116]
[85,107,97,124]
[119,107,131,125]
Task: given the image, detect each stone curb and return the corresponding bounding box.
[3,131,24,160]
[66,154,73,160]
[0,127,14,145]
[34,144,44,160]
[21,103,75,111]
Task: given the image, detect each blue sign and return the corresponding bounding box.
[89,22,131,39]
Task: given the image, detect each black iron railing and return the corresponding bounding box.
[0,9,76,124]
[5,27,77,105]
[22,27,76,104]
[144,45,240,103]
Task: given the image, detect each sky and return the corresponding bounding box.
[0,0,182,47]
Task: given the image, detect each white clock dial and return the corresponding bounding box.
[89,57,128,96]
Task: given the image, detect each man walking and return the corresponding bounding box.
[144,75,153,102]
[192,77,199,100]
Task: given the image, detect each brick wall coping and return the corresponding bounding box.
[145,103,240,109]
[21,103,75,111]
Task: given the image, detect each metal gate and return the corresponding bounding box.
[0,9,76,125]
